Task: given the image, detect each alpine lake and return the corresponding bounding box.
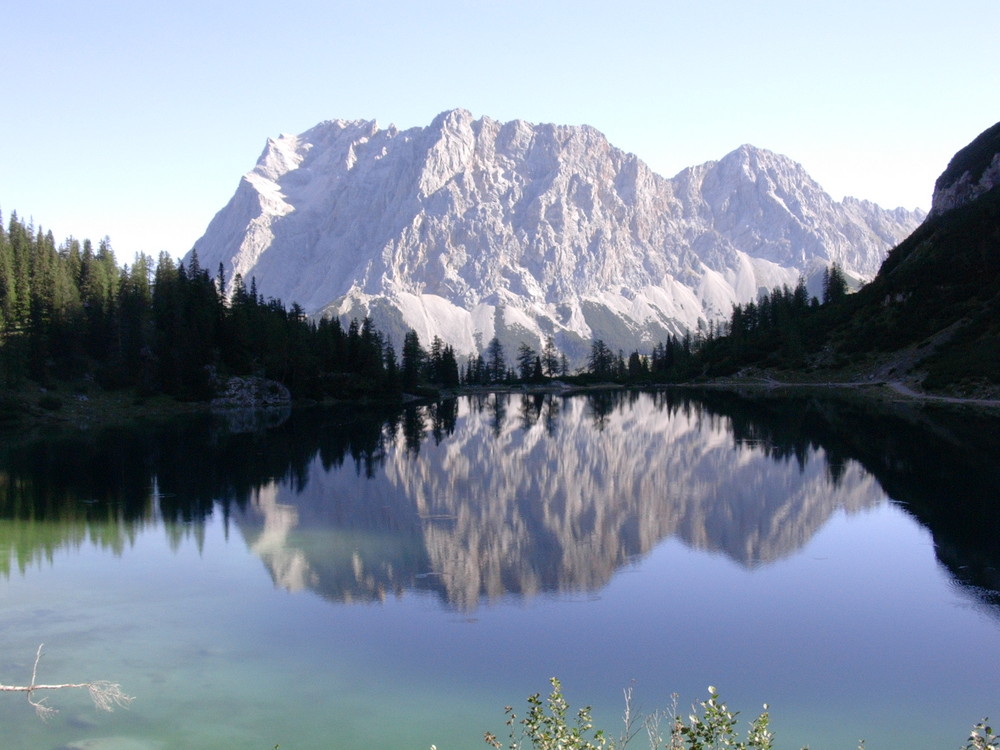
[2,388,999,750]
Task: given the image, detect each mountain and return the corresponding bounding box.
[190,109,923,361]
[681,120,1000,395]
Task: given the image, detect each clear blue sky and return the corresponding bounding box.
[2,0,997,260]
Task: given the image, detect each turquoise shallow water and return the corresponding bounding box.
[1,392,998,750]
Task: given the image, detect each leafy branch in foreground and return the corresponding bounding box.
[966,719,1000,750]
[672,686,772,750]
[0,644,133,719]
[485,677,611,750]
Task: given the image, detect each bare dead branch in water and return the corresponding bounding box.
[0,644,133,720]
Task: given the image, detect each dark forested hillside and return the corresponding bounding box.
[0,209,530,421]
[0,212,401,406]
[833,183,1000,389]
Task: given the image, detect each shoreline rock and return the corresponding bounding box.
[210,376,291,410]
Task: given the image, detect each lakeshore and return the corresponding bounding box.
[4,370,1000,437]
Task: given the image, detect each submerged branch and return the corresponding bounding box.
[0,644,133,719]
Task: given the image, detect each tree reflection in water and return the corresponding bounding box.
[0,390,998,613]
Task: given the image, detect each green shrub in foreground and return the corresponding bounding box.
[483,678,997,750]
[485,679,770,750]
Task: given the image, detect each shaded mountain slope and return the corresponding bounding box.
[837,184,1000,389]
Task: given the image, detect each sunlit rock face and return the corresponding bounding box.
[929,121,1000,218]
[191,110,922,362]
[234,394,885,610]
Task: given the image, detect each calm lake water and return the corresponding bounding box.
[1,390,999,750]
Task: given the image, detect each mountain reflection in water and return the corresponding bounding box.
[237,393,886,610]
[1,390,998,613]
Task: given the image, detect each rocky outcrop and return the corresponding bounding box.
[929,121,1000,217]
[211,376,291,409]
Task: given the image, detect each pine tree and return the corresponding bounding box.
[531,355,544,383]
[588,339,614,378]
[486,337,506,383]
[427,335,445,383]
[383,339,400,393]
[8,213,33,326]
[117,253,155,389]
[439,344,460,387]
[0,219,14,332]
[823,263,848,304]
[516,342,537,381]
[627,351,646,379]
[541,336,559,378]
[401,329,424,390]
[793,275,810,310]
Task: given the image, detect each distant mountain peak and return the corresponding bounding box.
[190,111,923,361]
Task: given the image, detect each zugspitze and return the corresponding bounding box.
[189,109,923,361]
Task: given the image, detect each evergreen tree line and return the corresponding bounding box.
[0,210,582,400]
[0,209,854,398]
[0,212,399,400]
[438,266,849,387]
[398,332,569,390]
[606,264,850,382]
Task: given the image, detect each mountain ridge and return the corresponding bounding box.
[190,109,923,361]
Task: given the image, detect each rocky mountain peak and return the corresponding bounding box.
[190,110,924,362]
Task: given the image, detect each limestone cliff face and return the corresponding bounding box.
[929,122,1000,218]
[191,110,922,361]
[234,394,884,610]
